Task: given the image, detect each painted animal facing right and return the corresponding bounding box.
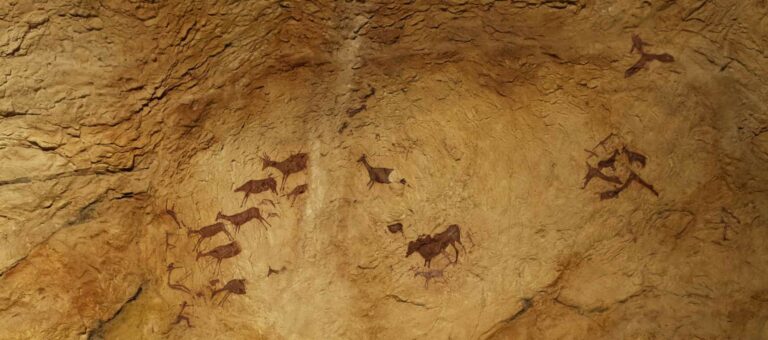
[406,224,465,267]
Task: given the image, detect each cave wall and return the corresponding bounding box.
[1,0,767,339]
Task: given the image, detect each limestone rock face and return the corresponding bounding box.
[1,0,767,339]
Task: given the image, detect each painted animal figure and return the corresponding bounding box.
[582,162,623,189]
[235,176,278,207]
[406,224,465,267]
[261,152,309,190]
[412,267,446,289]
[188,222,233,251]
[217,207,271,233]
[196,241,242,275]
[597,150,619,171]
[284,184,308,207]
[625,52,675,78]
[357,154,394,189]
[211,279,247,305]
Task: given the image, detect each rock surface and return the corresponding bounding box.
[1,0,767,339]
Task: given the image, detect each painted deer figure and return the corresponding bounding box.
[357,154,394,189]
[217,207,271,233]
[211,279,247,306]
[260,152,309,190]
[406,224,465,267]
[235,176,278,206]
[196,241,242,276]
[188,222,233,251]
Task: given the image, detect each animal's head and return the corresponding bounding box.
[266,177,278,194]
[259,153,273,170]
[406,237,429,257]
[357,154,367,163]
[215,212,223,220]
[406,240,418,257]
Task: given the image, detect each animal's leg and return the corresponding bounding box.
[368,180,374,189]
[222,228,234,241]
[258,217,270,230]
[281,175,289,191]
[456,237,467,252]
[194,237,203,252]
[219,292,231,306]
[182,316,192,328]
[214,259,222,278]
[241,193,249,207]
[451,243,460,263]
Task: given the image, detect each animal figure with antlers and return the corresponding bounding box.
[217,207,271,233]
[261,151,309,190]
[196,241,242,276]
[406,224,465,267]
[357,154,396,189]
[188,222,233,251]
[211,279,247,305]
[235,176,278,207]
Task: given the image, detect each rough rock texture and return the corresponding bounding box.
[1,0,767,339]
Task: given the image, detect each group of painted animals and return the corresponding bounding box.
[161,151,309,329]
[357,154,465,288]
[583,135,659,200]
[386,221,467,288]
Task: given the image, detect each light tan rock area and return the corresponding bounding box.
[1,0,767,339]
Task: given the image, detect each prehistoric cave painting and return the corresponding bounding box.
[582,134,660,200]
[164,201,187,229]
[235,175,278,206]
[259,198,277,208]
[166,263,193,296]
[622,146,647,168]
[582,162,623,189]
[625,34,675,78]
[170,301,193,328]
[387,222,404,235]
[165,232,177,252]
[347,84,376,118]
[406,224,465,268]
[217,207,271,233]
[196,241,242,276]
[599,171,659,200]
[358,154,405,189]
[260,151,309,190]
[411,266,447,289]
[284,183,308,207]
[188,222,233,251]
[211,279,247,306]
[267,265,287,277]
